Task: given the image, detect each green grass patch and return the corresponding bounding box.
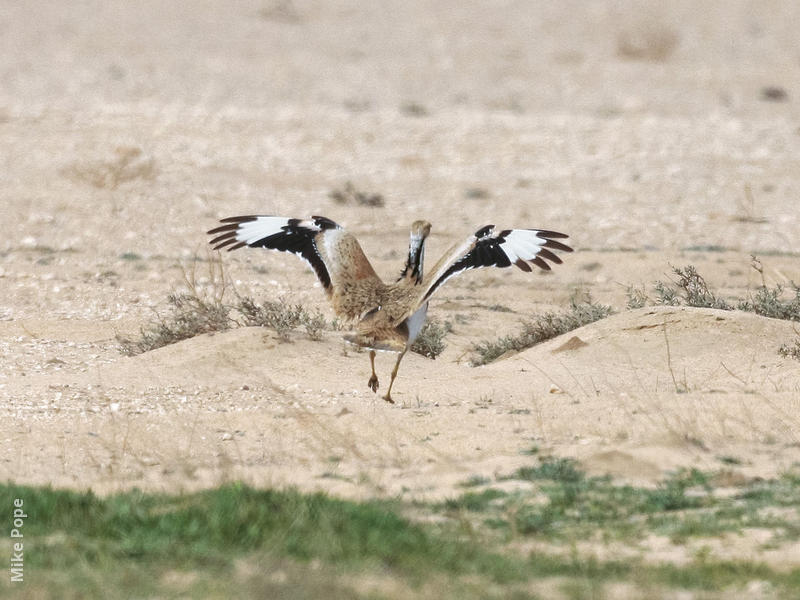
[2,472,800,599]
[440,459,800,547]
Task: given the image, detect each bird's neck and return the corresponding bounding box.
[398,234,426,284]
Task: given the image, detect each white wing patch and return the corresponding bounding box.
[419,225,572,304]
[208,215,342,291]
[235,216,296,245]
[500,229,549,264]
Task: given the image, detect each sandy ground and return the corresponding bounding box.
[2,0,800,567]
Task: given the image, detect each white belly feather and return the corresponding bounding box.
[405,302,429,345]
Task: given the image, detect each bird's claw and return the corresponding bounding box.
[368,375,379,393]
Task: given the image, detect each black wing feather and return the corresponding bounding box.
[207,215,338,291]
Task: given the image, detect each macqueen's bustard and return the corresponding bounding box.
[208,216,572,403]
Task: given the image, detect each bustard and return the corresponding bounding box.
[208,216,572,402]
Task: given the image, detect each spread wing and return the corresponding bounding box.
[417,225,573,306]
[207,215,382,318]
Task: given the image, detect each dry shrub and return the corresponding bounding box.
[117,255,331,355]
[616,24,678,61]
[328,182,385,207]
[63,146,157,189]
[779,340,800,361]
[472,296,613,365]
[411,319,452,359]
[237,297,328,342]
[117,293,232,356]
[654,266,733,310]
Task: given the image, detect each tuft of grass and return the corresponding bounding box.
[486,304,513,313]
[411,319,452,359]
[509,457,585,484]
[328,181,385,207]
[459,475,491,488]
[444,489,507,512]
[471,296,613,365]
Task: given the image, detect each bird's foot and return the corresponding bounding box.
[382,393,395,404]
[368,375,379,393]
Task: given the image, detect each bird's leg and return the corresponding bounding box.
[367,350,379,392]
[382,348,408,404]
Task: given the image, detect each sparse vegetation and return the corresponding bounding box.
[463,187,490,200]
[411,319,452,359]
[117,292,233,356]
[117,256,333,355]
[625,284,648,309]
[616,24,678,62]
[738,283,800,321]
[731,184,768,223]
[629,262,800,359]
[328,181,385,207]
[118,294,332,355]
[441,457,800,548]
[6,467,800,599]
[779,339,800,361]
[62,146,157,189]
[471,296,613,365]
[632,262,800,320]
[400,101,429,116]
[238,297,328,341]
[653,265,733,309]
[486,303,513,313]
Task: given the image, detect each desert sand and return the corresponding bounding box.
[2,0,800,570]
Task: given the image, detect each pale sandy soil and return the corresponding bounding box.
[2,0,800,574]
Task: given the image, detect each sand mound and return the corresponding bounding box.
[485,306,800,397]
[3,305,799,496]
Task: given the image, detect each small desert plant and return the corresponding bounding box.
[625,285,648,309]
[486,303,513,313]
[117,255,232,355]
[237,297,327,341]
[117,292,232,356]
[411,319,452,359]
[653,265,733,310]
[616,24,678,62]
[63,146,156,189]
[328,181,385,207]
[738,284,800,321]
[779,340,800,361]
[731,184,768,224]
[471,296,613,365]
[118,256,332,355]
[633,261,800,322]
